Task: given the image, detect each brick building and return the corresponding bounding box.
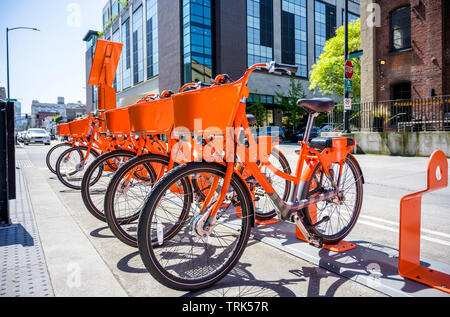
[362,0,450,102]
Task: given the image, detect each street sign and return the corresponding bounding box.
[349,50,364,59]
[344,98,352,110]
[345,60,354,79]
[345,78,353,92]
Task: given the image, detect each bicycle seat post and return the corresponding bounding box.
[302,112,318,143]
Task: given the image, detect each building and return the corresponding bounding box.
[31,97,87,128]
[361,0,450,102]
[83,30,101,113]
[86,0,360,126]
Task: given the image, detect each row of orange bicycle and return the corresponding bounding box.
[46,40,363,291]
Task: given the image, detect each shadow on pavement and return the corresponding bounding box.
[0,224,34,247]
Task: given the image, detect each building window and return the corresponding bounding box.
[247,0,274,67]
[111,1,119,18]
[182,0,213,84]
[390,6,411,51]
[112,29,121,92]
[391,81,411,100]
[103,9,110,29]
[342,9,359,25]
[314,0,336,62]
[281,0,308,77]
[146,0,159,79]
[133,6,144,85]
[122,19,131,90]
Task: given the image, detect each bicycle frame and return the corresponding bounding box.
[199,63,355,239]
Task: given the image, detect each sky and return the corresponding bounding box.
[0,0,106,114]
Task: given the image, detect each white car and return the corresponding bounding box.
[24,129,51,146]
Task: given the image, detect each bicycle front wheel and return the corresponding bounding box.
[137,162,253,291]
[46,142,72,174]
[81,149,138,222]
[55,146,100,190]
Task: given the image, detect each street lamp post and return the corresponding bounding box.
[6,27,40,100]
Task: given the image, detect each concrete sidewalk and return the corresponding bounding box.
[3,144,448,297]
[1,149,127,297]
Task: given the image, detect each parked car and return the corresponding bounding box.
[24,128,51,146]
[290,126,321,142]
[319,124,333,133]
[257,126,286,142]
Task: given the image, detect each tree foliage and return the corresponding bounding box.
[309,19,361,100]
[275,75,307,130]
[246,96,268,127]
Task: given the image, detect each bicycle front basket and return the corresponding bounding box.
[128,98,174,135]
[57,123,70,137]
[172,82,244,134]
[69,117,91,138]
[106,107,131,136]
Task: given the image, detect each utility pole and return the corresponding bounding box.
[343,0,351,133]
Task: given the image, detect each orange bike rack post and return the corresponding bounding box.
[399,150,450,294]
[88,39,123,111]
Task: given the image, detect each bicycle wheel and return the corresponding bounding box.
[104,153,166,247]
[252,148,291,221]
[81,149,138,222]
[55,146,100,190]
[300,155,363,245]
[46,142,72,174]
[138,162,253,291]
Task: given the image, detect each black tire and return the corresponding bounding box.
[300,155,363,245]
[137,162,253,291]
[46,142,72,174]
[104,153,167,247]
[81,149,138,222]
[253,148,291,221]
[55,146,100,190]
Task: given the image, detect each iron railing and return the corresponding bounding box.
[328,96,450,132]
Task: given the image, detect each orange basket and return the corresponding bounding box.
[106,107,131,136]
[69,117,91,138]
[57,123,70,137]
[128,98,174,135]
[172,82,244,134]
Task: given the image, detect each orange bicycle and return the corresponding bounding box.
[103,81,291,248]
[54,111,128,190]
[137,62,364,290]
[80,93,173,222]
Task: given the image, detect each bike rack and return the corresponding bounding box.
[295,204,356,253]
[399,150,450,294]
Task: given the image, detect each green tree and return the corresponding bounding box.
[275,75,307,131]
[309,19,361,100]
[246,95,268,126]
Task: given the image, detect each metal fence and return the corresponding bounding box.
[328,96,450,132]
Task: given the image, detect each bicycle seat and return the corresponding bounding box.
[297,98,335,113]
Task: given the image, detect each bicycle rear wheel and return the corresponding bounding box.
[81,149,138,222]
[300,155,363,245]
[137,162,253,291]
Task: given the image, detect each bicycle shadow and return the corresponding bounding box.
[316,240,432,295]
[90,226,115,239]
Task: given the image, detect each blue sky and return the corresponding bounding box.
[0,0,105,113]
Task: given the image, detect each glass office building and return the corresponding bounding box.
[182,0,213,84]
[281,0,308,77]
[247,0,274,67]
[92,0,359,112]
